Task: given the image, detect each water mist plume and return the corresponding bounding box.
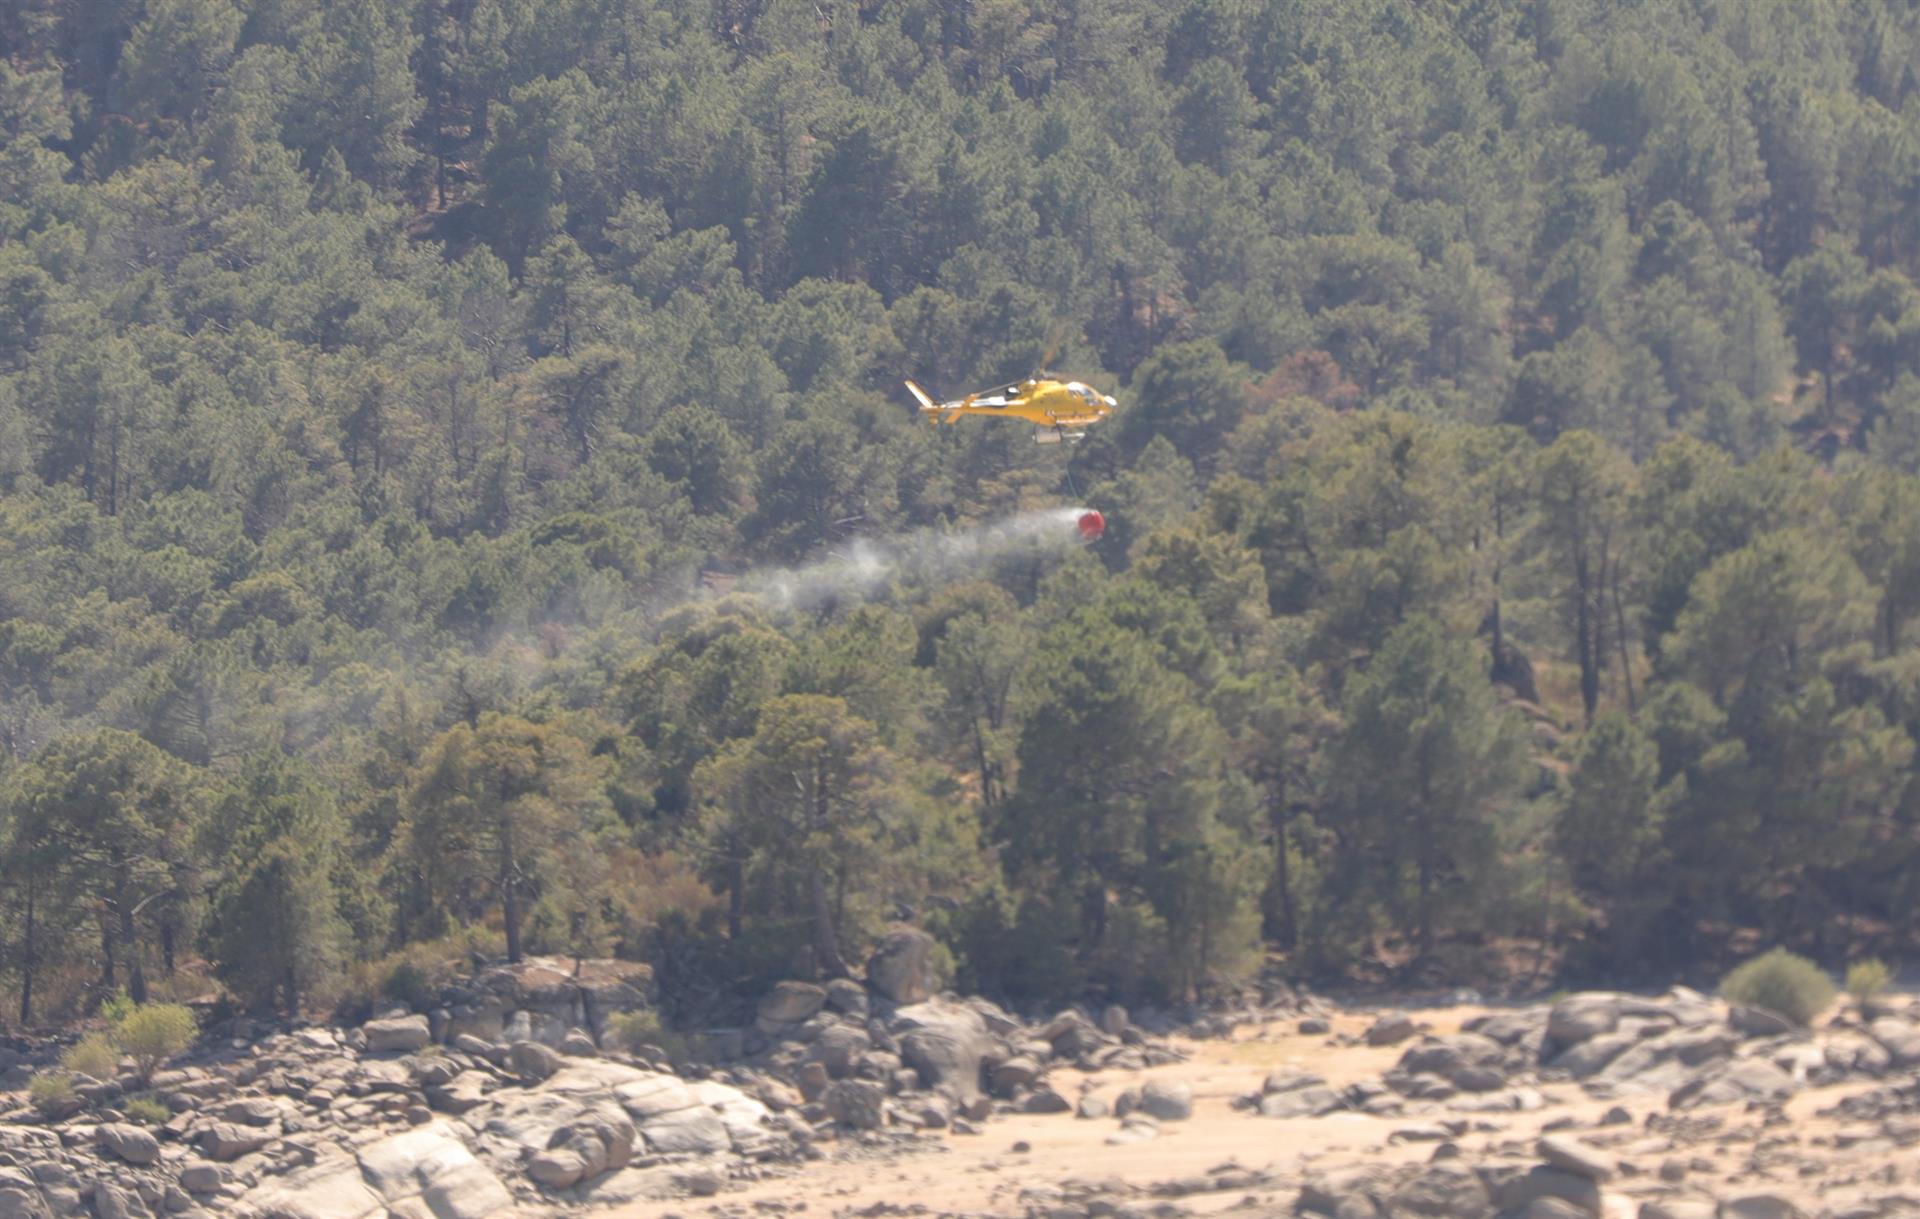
[739,507,1095,610]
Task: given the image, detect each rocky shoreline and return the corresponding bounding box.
[0,942,1916,1219]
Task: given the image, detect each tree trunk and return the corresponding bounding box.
[160,918,175,977]
[101,909,117,994]
[726,830,744,940]
[809,870,849,978]
[499,810,522,964]
[119,871,147,1004]
[19,878,36,1026]
[1574,552,1598,725]
[1610,556,1637,713]
[1266,785,1297,948]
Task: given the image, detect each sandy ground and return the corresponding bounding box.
[602,1006,1914,1219]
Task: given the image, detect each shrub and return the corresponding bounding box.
[115,1003,198,1081]
[383,962,434,1011]
[1720,947,1836,1027]
[1846,958,1892,1006]
[28,1071,75,1112]
[61,1032,121,1081]
[605,1009,687,1064]
[124,1096,170,1125]
[99,990,135,1026]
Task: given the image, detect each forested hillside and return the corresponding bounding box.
[5,0,1920,1025]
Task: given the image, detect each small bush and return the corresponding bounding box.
[28,1071,75,1112]
[115,1003,197,1081]
[383,962,434,1011]
[1846,959,1892,1005]
[1720,947,1836,1027]
[61,1032,121,1081]
[605,1009,687,1064]
[124,1096,170,1125]
[99,990,135,1026]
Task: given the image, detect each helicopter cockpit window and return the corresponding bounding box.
[1070,383,1098,406]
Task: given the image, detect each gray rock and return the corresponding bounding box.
[823,1080,885,1130]
[1719,1196,1805,1219]
[1548,995,1622,1048]
[221,1096,282,1126]
[825,978,869,1019]
[0,1186,50,1219]
[1258,1085,1342,1118]
[681,1168,725,1197]
[1638,1201,1717,1219]
[866,928,940,1005]
[356,1122,516,1219]
[1364,1012,1419,1047]
[1297,1167,1387,1217]
[1869,1017,1920,1065]
[1389,1162,1487,1217]
[528,1149,588,1190]
[1730,1003,1796,1037]
[895,999,991,1105]
[558,1028,598,1057]
[1076,1094,1109,1119]
[990,1055,1041,1098]
[1553,1029,1638,1077]
[759,980,829,1024]
[1264,1067,1328,1094]
[509,1039,563,1081]
[808,1023,871,1078]
[90,1184,136,1219]
[1525,1199,1593,1219]
[1023,1087,1072,1114]
[96,1123,160,1166]
[1398,1032,1505,1089]
[450,1033,498,1059]
[363,1014,432,1054]
[1138,1078,1193,1121]
[1538,1133,1615,1182]
[1101,1005,1129,1037]
[176,1163,220,1195]
[1494,1166,1601,1215]
[914,1095,952,1127]
[198,1121,274,1161]
[1668,1057,1796,1110]
[1298,1017,1331,1035]
[637,1104,730,1154]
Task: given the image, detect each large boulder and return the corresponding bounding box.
[867,928,940,1005]
[363,1013,432,1054]
[509,1039,563,1082]
[1138,1078,1193,1121]
[356,1123,515,1219]
[1869,1017,1920,1066]
[759,981,829,1025]
[1547,995,1623,1050]
[96,1123,159,1166]
[1538,1134,1615,1182]
[894,999,991,1105]
[1668,1057,1797,1110]
[1364,1012,1420,1046]
[824,1080,886,1130]
[238,1156,384,1219]
[612,1076,733,1154]
[1388,1163,1488,1217]
[527,1103,636,1191]
[200,1121,275,1161]
[1398,1033,1507,1090]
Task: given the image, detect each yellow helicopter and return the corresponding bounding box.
[904,365,1116,444]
